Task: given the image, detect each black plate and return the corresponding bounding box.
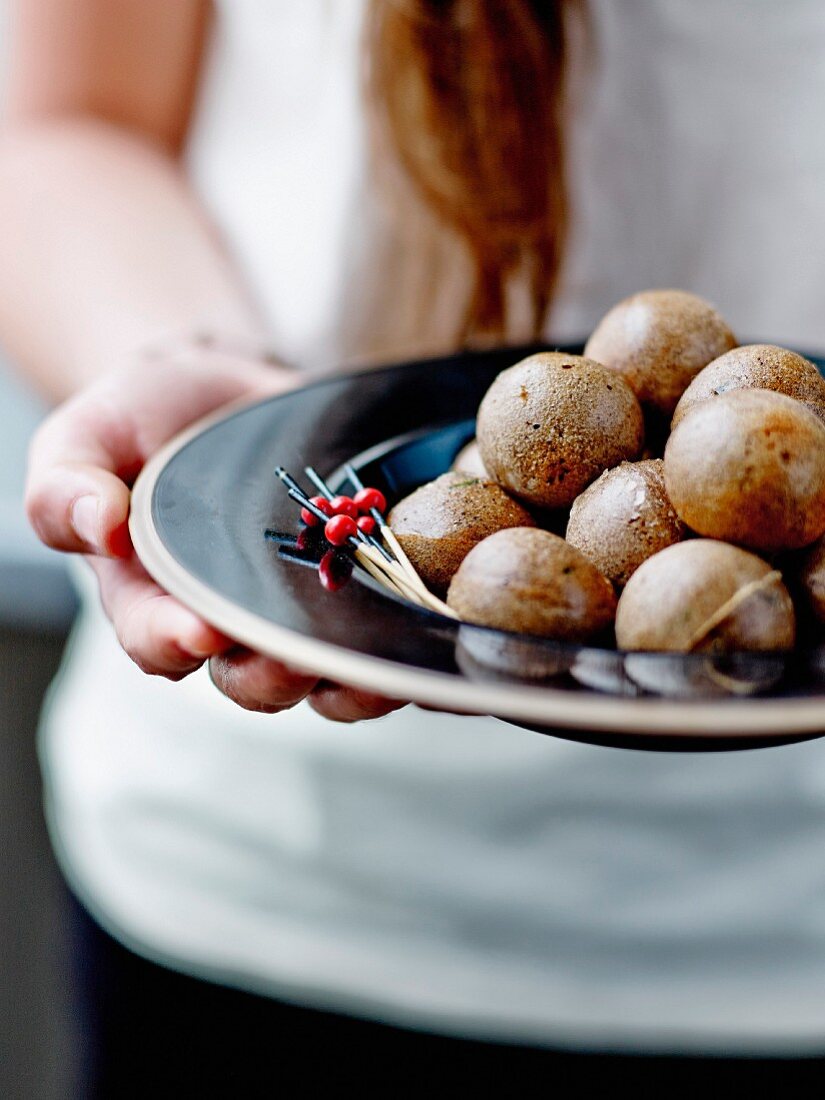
[130,345,825,752]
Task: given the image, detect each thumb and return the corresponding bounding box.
[26,386,138,558]
[26,459,132,557]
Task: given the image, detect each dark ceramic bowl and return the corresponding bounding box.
[130,344,825,752]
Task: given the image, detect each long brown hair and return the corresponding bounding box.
[365,0,573,346]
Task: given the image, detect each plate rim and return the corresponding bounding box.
[129,384,825,741]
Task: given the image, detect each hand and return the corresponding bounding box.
[25,340,405,722]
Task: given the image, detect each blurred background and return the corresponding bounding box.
[0,357,78,1096]
[0,3,78,1093]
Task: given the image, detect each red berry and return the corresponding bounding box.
[354,487,386,514]
[329,495,358,518]
[324,514,357,546]
[357,515,376,535]
[318,550,353,592]
[300,496,332,527]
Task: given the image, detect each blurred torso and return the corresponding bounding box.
[188,0,825,361]
[40,0,825,1052]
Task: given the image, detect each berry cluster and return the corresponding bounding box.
[299,488,387,545]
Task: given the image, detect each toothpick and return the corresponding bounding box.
[358,544,459,619]
[353,546,406,598]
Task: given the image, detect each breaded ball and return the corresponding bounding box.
[446,527,616,640]
[615,540,796,652]
[566,459,685,587]
[451,439,489,479]
[476,352,644,510]
[672,344,825,428]
[388,472,535,593]
[664,389,825,552]
[584,289,737,416]
[799,537,825,624]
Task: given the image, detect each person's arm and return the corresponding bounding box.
[0,0,262,396]
[1,1,402,721]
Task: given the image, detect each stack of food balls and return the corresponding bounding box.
[387,289,825,674]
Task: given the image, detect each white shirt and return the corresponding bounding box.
[39,0,825,1053]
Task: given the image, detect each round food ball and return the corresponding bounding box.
[615,540,796,652]
[664,389,825,552]
[672,344,825,428]
[799,536,825,624]
[584,289,737,416]
[476,352,644,509]
[566,459,686,587]
[452,439,489,479]
[387,472,535,593]
[446,527,616,640]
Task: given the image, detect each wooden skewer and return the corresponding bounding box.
[343,464,412,569]
[357,543,416,595]
[356,546,455,617]
[353,546,406,598]
[303,465,394,562]
[278,465,458,620]
[358,544,459,619]
[380,525,424,588]
[340,462,440,599]
[345,466,454,612]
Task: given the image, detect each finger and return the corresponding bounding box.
[308,682,407,723]
[25,360,291,560]
[26,392,138,557]
[25,458,132,557]
[208,649,318,714]
[90,555,233,678]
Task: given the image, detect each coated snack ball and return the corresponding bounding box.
[387,471,535,593]
[566,459,685,588]
[672,344,825,428]
[451,439,490,479]
[446,527,617,640]
[475,352,644,509]
[664,389,825,552]
[799,537,825,623]
[615,540,796,652]
[584,289,737,416]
